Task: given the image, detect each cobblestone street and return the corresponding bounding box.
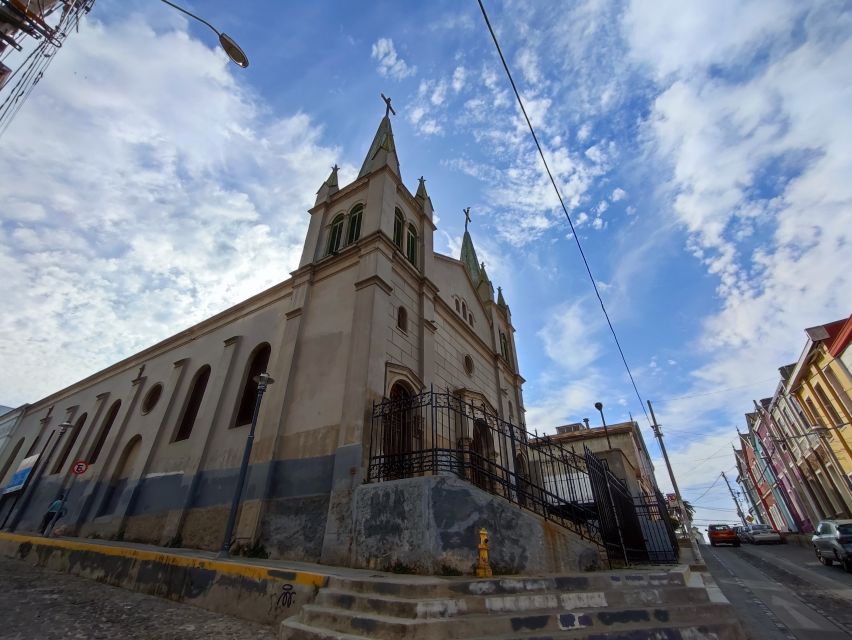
[0,557,277,640]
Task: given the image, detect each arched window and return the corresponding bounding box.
[397,306,408,333]
[52,412,87,474]
[406,224,418,266]
[233,343,272,427]
[326,214,345,255]
[346,204,363,245]
[468,313,474,325]
[454,298,460,313]
[393,208,405,249]
[0,438,24,486]
[174,365,211,442]
[462,301,467,318]
[97,435,141,517]
[89,400,121,464]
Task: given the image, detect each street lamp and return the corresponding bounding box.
[594,401,612,450]
[159,0,249,68]
[218,372,274,558]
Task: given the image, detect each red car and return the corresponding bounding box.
[708,524,740,547]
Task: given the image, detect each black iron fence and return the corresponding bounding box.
[367,389,678,565]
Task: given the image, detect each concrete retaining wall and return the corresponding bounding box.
[0,532,325,626]
[351,475,601,575]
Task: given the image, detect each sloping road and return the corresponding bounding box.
[703,541,852,640]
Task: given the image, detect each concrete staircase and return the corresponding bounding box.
[280,567,746,639]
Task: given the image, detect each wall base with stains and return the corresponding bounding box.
[350,475,601,575]
[0,532,325,626]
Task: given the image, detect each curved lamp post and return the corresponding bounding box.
[218,372,274,558]
[159,0,249,68]
[594,401,612,450]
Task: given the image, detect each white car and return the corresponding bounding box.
[747,523,783,544]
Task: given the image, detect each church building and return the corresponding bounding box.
[0,107,601,574]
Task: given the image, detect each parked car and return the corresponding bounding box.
[746,523,783,544]
[708,524,740,547]
[812,519,852,572]
[732,525,746,541]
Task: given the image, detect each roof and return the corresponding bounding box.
[828,314,852,358]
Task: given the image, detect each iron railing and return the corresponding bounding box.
[367,389,679,564]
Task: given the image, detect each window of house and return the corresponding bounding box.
[174,366,211,442]
[393,208,405,249]
[805,397,825,427]
[462,301,467,319]
[397,306,408,333]
[824,366,852,417]
[89,400,121,464]
[464,354,474,376]
[468,313,473,325]
[233,343,272,427]
[454,298,460,313]
[327,214,345,255]
[346,204,363,245]
[406,224,418,267]
[814,382,843,427]
[141,383,162,414]
[52,412,87,474]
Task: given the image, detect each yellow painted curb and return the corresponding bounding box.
[0,532,325,587]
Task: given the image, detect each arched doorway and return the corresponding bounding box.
[515,452,530,507]
[471,419,493,491]
[383,382,416,479]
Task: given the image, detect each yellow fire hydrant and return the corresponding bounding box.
[476,527,492,577]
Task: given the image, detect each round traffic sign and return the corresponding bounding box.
[71,460,89,475]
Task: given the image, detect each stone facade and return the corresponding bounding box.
[0,113,544,569]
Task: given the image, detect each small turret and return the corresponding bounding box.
[315,164,340,205]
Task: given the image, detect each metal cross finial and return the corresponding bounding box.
[332,164,339,172]
[380,93,396,117]
[463,207,471,231]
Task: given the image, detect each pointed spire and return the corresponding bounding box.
[415,176,428,203]
[460,228,481,283]
[315,164,340,205]
[497,286,507,308]
[358,95,400,179]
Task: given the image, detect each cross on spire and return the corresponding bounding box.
[463,207,471,231]
[380,93,396,118]
[332,163,339,172]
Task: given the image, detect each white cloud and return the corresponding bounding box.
[611,188,627,202]
[451,66,466,92]
[625,2,852,434]
[0,16,343,406]
[538,301,601,373]
[371,37,416,80]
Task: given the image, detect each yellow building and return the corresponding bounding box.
[786,316,852,497]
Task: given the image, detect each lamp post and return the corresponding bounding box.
[218,372,273,558]
[159,0,250,68]
[594,402,612,450]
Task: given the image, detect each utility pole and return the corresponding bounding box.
[647,400,700,559]
[722,471,747,526]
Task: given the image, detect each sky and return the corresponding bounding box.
[1,0,851,532]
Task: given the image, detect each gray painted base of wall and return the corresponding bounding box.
[350,475,600,575]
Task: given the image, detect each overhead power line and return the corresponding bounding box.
[476,0,651,427]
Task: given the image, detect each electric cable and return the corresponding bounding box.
[476,0,651,427]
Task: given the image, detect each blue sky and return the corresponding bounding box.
[1,0,850,530]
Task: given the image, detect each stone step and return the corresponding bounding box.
[314,582,710,619]
[281,618,746,640]
[325,568,690,600]
[296,601,734,640]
